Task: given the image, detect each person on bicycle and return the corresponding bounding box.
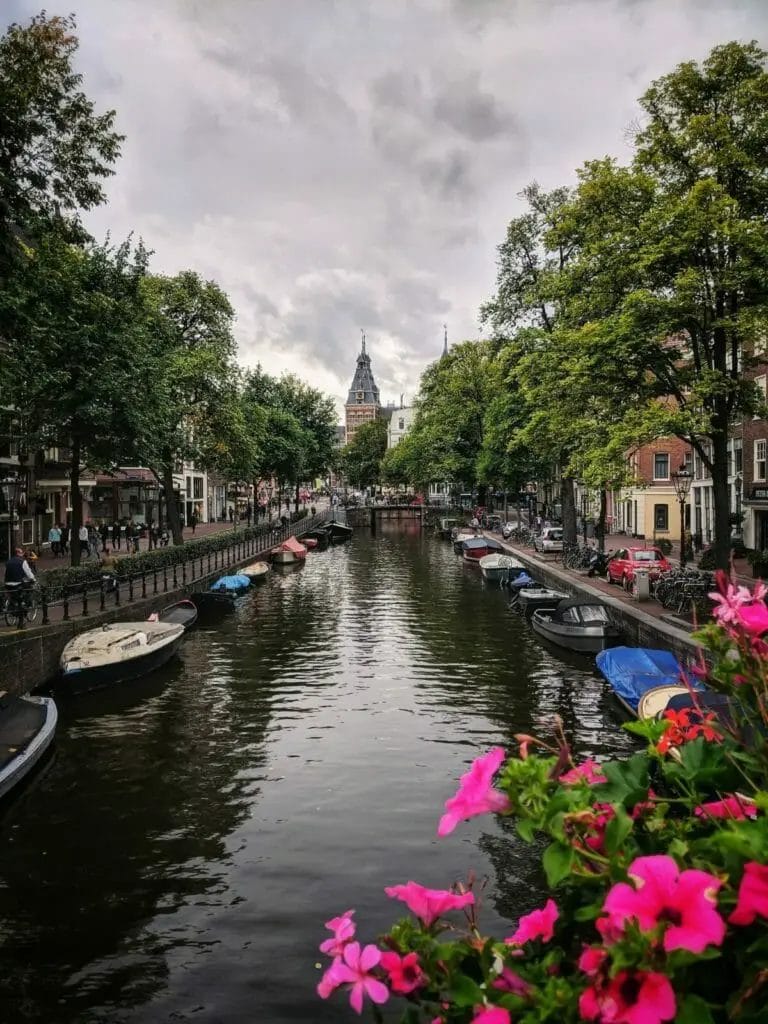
[5,547,36,603]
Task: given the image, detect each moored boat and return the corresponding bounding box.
[0,694,57,800]
[304,527,330,549]
[304,537,318,550]
[596,646,702,717]
[531,598,621,654]
[516,586,569,615]
[326,520,353,542]
[60,620,186,693]
[462,536,504,564]
[272,536,308,564]
[479,553,526,583]
[241,561,271,581]
[452,527,475,554]
[210,573,251,593]
[439,517,458,540]
[151,599,198,630]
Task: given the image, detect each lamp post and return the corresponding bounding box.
[0,472,26,556]
[671,465,693,568]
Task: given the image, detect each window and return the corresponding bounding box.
[193,477,204,499]
[735,443,743,474]
[653,453,669,480]
[398,418,405,430]
[756,440,767,482]
[185,475,192,497]
[754,376,767,418]
[653,504,669,531]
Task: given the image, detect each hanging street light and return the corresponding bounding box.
[671,464,693,568]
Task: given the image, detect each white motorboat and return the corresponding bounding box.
[479,553,526,583]
[241,561,270,580]
[0,694,57,800]
[60,620,185,693]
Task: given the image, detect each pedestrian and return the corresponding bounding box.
[99,521,110,554]
[60,523,69,555]
[88,523,99,555]
[147,519,155,550]
[228,506,234,523]
[78,522,90,558]
[48,523,61,558]
[113,520,121,551]
[190,511,197,535]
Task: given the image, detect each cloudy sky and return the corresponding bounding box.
[9,0,768,416]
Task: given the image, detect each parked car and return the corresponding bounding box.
[534,527,564,553]
[605,546,671,589]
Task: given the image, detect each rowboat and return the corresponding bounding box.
[596,647,702,717]
[273,536,308,564]
[241,561,270,580]
[462,536,504,564]
[0,694,57,800]
[479,553,525,583]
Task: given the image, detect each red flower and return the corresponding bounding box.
[579,969,675,1024]
[730,862,768,926]
[379,951,425,994]
[695,795,758,821]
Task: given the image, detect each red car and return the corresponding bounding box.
[605,546,671,590]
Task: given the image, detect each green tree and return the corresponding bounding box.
[271,375,338,508]
[0,233,154,565]
[0,13,122,266]
[341,419,387,490]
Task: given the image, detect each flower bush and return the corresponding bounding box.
[317,571,768,1022]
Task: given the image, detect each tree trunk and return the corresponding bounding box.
[477,484,488,507]
[295,482,300,514]
[561,476,577,545]
[162,463,184,545]
[711,428,731,570]
[597,489,607,552]
[69,436,82,567]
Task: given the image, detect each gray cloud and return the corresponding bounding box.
[10,0,766,414]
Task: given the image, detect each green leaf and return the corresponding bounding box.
[516,818,535,843]
[604,804,633,854]
[447,973,484,1007]
[542,841,575,887]
[676,994,716,1024]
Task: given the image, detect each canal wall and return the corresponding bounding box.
[0,518,328,696]
[494,539,702,665]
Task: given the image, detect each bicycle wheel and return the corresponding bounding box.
[3,597,19,628]
[25,594,39,624]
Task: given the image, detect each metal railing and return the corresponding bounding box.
[3,512,332,631]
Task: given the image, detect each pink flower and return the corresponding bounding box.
[438,747,511,836]
[738,601,768,635]
[578,946,608,977]
[695,795,758,821]
[471,1009,512,1024]
[504,899,558,945]
[602,855,724,953]
[730,862,768,926]
[384,881,475,927]
[492,967,530,995]
[330,941,390,1015]
[317,958,345,999]
[380,951,425,994]
[709,572,753,625]
[319,908,356,957]
[579,970,675,1024]
[560,759,607,785]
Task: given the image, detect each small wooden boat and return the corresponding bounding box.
[531,598,621,654]
[0,693,57,800]
[60,620,186,692]
[273,536,308,564]
[304,537,318,550]
[479,553,525,583]
[596,647,703,717]
[241,561,270,581]
[452,527,475,554]
[439,517,458,540]
[462,536,504,564]
[326,520,353,542]
[516,586,569,614]
[150,599,198,630]
[304,528,330,549]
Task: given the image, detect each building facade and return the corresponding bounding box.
[614,437,693,542]
[345,334,381,443]
[387,406,415,448]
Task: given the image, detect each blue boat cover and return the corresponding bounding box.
[210,574,251,592]
[509,572,535,589]
[463,536,503,551]
[596,647,699,712]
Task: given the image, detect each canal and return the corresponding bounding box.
[0,525,637,1023]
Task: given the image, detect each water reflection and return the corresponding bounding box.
[0,527,635,1023]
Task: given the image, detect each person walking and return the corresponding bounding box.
[113,520,121,551]
[60,523,69,556]
[48,524,61,558]
[190,511,197,535]
[228,506,234,524]
[78,522,90,559]
[99,521,110,554]
[147,519,156,550]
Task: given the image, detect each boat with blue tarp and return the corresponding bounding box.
[210,574,251,593]
[596,646,702,717]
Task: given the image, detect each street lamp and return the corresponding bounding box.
[0,473,26,555]
[671,464,693,568]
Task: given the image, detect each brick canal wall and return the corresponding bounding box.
[0,516,329,696]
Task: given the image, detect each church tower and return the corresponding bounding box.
[345,331,381,443]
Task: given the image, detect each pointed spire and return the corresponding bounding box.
[442,323,448,357]
[361,328,366,355]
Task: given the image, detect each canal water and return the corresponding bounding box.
[0,525,637,1023]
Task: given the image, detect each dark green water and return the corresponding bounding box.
[0,525,636,1022]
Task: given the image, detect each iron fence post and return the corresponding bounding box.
[41,591,49,626]
[81,584,88,617]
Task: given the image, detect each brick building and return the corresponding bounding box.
[614,437,693,542]
[345,334,381,443]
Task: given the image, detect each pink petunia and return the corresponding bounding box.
[319,908,356,957]
[579,970,675,1024]
[471,1008,512,1024]
[492,966,530,995]
[384,881,475,927]
[504,898,558,945]
[578,946,608,978]
[695,795,758,821]
[331,941,390,1015]
[560,759,607,786]
[730,862,768,926]
[317,958,345,999]
[602,855,724,953]
[438,747,511,836]
[709,572,754,625]
[738,601,768,635]
[379,951,425,994]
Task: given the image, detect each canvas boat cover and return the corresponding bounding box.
[279,536,307,554]
[509,572,536,589]
[210,574,251,592]
[596,646,700,713]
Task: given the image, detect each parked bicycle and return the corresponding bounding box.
[654,568,715,618]
[2,583,40,628]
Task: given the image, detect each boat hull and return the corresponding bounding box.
[0,696,57,800]
[516,590,568,614]
[273,550,298,564]
[61,633,185,694]
[531,613,621,654]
